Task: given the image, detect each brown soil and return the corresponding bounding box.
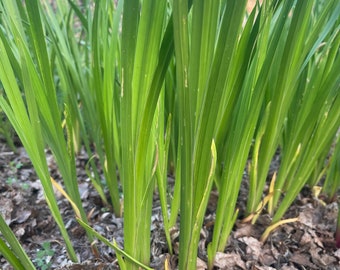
[0,140,340,270]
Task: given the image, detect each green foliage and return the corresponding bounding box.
[0,215,35,270]
[0,111,16,151]
[247,0,340,225]
[323,134,340,202]
[0,0,339,269]
[33,242,55,270]
[0,0,98,261]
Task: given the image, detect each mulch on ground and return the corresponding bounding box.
[0,140,339,269]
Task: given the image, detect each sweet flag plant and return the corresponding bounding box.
[0,0,339,269]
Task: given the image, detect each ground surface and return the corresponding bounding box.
[1,139,340,270]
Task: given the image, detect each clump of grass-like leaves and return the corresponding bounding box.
[0,0,339,269]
